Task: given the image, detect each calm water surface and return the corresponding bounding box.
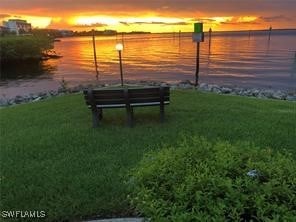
[1,30,296,97]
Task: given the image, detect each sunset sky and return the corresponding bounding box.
[1,0,296,32]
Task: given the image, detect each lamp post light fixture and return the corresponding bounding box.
[116,43,124,86]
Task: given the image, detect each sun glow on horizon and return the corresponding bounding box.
[70,16,193,32]
[72,16,188,26]
[1,13,282,32]
[237,16,257,23]
[74,16,119,26]
[69,15,243,32]
[211,17,234,23]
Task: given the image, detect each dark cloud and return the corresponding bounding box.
[73,23,106,28]
[220,17,261,25]
[120,21,189,26]
[259,15,292,22]
[221,21,261,25]
[0,14,10,18]
[167,22,189,26]
[190,18,217,23]
[144,21,189,25]
[119,21,130,26]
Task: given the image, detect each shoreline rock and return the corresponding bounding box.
[0,80,295,107]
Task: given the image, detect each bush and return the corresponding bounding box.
[128,137,296,221]
[0,36,53,60]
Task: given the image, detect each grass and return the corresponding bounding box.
[0,90,295,221]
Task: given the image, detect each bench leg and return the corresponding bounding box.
[126,107,134,127]
[92,110,100,127]
[99,108,103,120]
[160,105,165,123]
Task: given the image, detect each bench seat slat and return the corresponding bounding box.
[85,97,169,105]
[130,97,169,103]
[131,101,170,107]
[85,100,170,106]
[87,101,170,109]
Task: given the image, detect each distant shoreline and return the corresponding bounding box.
[56,28,296,38]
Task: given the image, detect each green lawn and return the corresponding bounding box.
[0,90,295,221]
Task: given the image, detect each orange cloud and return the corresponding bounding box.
[1,0,295,31]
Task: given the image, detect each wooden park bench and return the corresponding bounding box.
[83,86,170,127]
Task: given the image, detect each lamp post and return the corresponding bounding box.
[116,43,124,86]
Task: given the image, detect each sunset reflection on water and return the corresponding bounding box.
[3,30,296,90]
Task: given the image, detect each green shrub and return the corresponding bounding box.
[0,36,53,60]
[128,137,296,221]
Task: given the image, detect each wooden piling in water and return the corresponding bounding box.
[209,28,212,39]
[178,30,181,46]
[268,26,272,41]
[92,29,99,79]
[208,28,212,50]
